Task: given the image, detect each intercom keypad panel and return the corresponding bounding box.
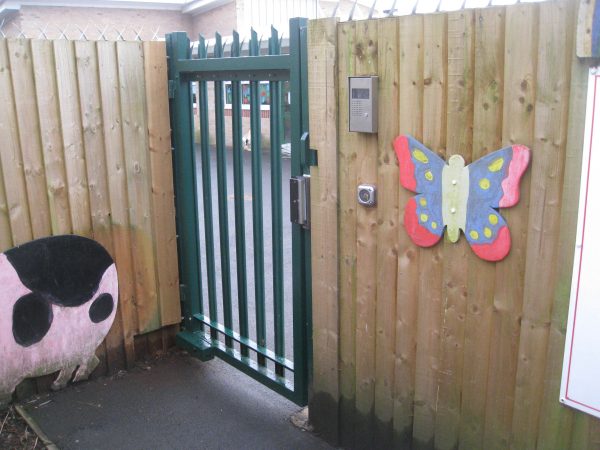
[349,76,378,133]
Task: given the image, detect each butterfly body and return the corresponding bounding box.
[394,135,530,261]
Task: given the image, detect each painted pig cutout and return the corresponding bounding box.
[0,235,118,406]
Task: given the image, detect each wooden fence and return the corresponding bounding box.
[0,38,180,377]
[308,0,600,448]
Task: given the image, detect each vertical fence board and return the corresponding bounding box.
[353,20,379,448]
[75,40,125,374]
[97,40,137,366]
[482,4,538,449]
[536,38,588,450]
[31,40,72,236]
[0,39,33,246]
[394,13,424,449]
[434,10,475,450]
[8,39,52,240]
[412,13,447,449]
[54,39,92,238]
[117,41,161,334]
[143,41,181,328]
[373,17,399,448]
[337,20,358,446]
[307,17,340,445]
[458,8,505,450]
[512,0,575,447]
[0,168,13,252]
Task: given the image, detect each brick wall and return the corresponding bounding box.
[12,5,193,39]
[190,2,237,38]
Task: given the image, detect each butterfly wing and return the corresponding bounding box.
[393,135,446,194]
[466,144,530,208]
[404,193,444,247]
[464,205,511,261]
[394,135,446,247]
[464,144,529,261]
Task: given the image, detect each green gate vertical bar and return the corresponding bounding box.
[198,36,218,340]
[214,33,234,348]
[288,17,310,405]
[231,30,250,357]
[269,26,285,376]
[249,28,267,365]
[166,32,203,331]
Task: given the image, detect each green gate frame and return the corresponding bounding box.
[166,18,312,406]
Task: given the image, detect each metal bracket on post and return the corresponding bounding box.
[290,175,310,229]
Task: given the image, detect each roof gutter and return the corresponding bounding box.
[181,0,232,15]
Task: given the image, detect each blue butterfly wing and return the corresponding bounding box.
[393,135,446,194]
[394,135,445,247]
[467,145,530,208]
[464,145,529,261]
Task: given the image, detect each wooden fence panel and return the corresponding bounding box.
[0,37,180,377]
[0,40,33,247]
[309,0,596,447]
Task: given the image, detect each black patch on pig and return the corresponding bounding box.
[13,293,53,347]
[89,294,114,323]
[6,235,113,307]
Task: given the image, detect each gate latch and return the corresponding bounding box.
[290,175,310,229]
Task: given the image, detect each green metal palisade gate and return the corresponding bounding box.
[166,18,312,406]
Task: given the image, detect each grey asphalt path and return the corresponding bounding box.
[23,353,333,450]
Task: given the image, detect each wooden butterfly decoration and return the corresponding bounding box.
[393,135,530,262]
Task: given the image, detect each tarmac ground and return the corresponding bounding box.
[21,352,333,450]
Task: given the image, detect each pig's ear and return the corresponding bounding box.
[13,293,53,347]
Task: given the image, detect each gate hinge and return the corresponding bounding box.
[168,79,175,99]
[290,174,310,229]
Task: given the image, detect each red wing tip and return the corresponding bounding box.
[470,226,511,261]
[404,198,442,248]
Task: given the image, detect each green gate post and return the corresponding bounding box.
[289,17,312,406]
[166,32,213,359]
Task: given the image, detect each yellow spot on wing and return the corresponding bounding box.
[479,178,490,190]
[488,157,505,172]
[469,230,479,240]
[420,213,428,222]
[489,214,498,225]
[431,222,438,229]
[425,170,433,181]
[484,227,492,238]
[412,149,429,164]
[420,197,427,206]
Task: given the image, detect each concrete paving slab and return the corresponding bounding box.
[22,353,334,450]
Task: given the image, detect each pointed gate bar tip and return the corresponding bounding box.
[198,35,206,58]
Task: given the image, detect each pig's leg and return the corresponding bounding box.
[0,391,13,408]
[72,354,99,383]
[51,366,77,391]
[0,382,19,408]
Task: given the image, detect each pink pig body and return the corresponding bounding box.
[0,253,118,406]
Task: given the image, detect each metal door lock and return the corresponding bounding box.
[357,184,377,207]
